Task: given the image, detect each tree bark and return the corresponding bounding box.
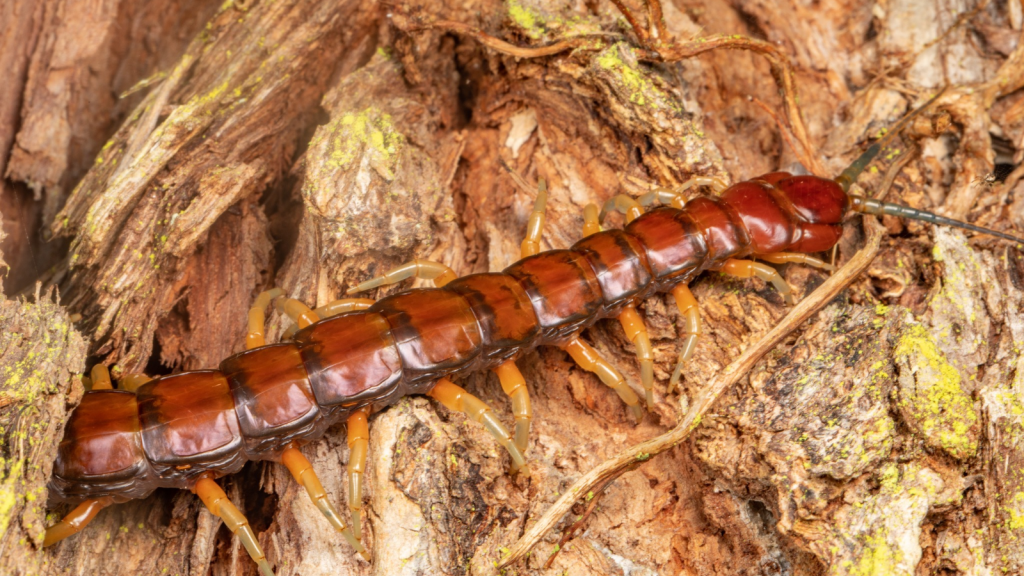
[3,0,1024,575]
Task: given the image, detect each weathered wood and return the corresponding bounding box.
[0,288,86,576]
[0,0,220,294]
[3,0,1024,575]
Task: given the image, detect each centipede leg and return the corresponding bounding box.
[637,176,730,208]
[194,477,275,576]
[618,306,656,408]
[720,259,796,305]
[598,195,644,224]
[520,178,548,257]
[89,364,113,390]
[427,378,529,474]
[281,446,370,560]
[561,338,644,422]
[583,197,656,410]
[758,252,836,271]
[313,298,376,319]
[246,288,285,349]
[42,497,113,547]
[582,203,602,237]
[280,297,377,339]
[493,360,532,453]
[346,406,371,542]
[347,259,457,294]
[275,296,321,328]
[119,373,152,393]
[669,284,701,394]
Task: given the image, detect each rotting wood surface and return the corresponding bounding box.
[2,0,1024,575]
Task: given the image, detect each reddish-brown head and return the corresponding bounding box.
[720,172,851,255]
[769,173,850,253]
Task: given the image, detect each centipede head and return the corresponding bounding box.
[758,172,851,252]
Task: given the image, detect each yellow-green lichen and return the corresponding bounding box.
[894,323,978,459]
[320,108,405,180]
[0,298,84,553]
[848,531,901,576]
[507,0,543,39]
[596,44,678,110]
[1006,492,1024,530]
[0,460,23,538]
[878,463,900,492]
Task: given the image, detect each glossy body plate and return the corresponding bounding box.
[49,172,860,502]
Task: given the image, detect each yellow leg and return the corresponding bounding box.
[637,188,683,208]
[281,446,369,560]
[346,406,371,542]
[598,194,644,225]
[427,378,528,474]
[120,373,153,393]
[194,477,275,576]
[618,306,655,408]
[582,203,602,237]
[637,176,729,208]
[720,259,795,305]
[43,497,113,547]
[347,259,457,294]
[281,297,377,340]
[313,298,376,319]
[758,252,836,271]
[520,179,548,257]
[275,297,320,328]
[493,360,532,453]
[89,364,113,390]
[246,288,285,349]
[561,338,643,422]
[669,284,701,393]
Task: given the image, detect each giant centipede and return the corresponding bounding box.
[41,89,1024,576]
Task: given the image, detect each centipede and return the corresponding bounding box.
[40,88,1024,576]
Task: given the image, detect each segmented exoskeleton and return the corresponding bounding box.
[43,93,1024,576]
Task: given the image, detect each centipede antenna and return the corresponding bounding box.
[835,87,947,192]
[849,196,1024,245]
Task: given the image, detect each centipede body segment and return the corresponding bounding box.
[43,92,1024,574]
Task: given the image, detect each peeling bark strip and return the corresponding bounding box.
[52,0,378,372]
[4,0,1024,575]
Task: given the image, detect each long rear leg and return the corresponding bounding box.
[346,406,371,544]
[194,477,275,576]
[427,378,528,473]
[281,445,369,560]
[42,497,113,547]
[561,338,644,422]
[668,284,702,394]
